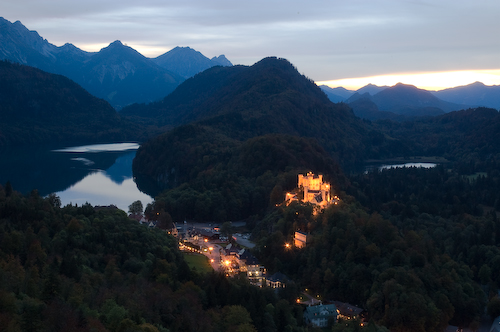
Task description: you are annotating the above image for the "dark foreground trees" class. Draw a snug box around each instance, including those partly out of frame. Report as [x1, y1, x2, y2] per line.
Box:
[0, 185, 304, 332]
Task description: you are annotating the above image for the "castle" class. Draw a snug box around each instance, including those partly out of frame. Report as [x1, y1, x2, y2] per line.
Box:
[285, 172, 337, 208]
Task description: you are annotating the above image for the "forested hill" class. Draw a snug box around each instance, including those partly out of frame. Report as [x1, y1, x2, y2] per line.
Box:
[375, 107, 500, 167]
[130, 58, 411, 222]
[0, 61, 136, 146]
[124, 57, 406, 165]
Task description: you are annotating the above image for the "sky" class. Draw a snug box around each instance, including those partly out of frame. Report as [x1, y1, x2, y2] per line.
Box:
[2, 0, 500, 90]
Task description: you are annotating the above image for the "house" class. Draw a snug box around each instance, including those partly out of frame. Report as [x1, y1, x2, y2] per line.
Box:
[304, 303, 338, 328]
[333, 301, 365, 321]
[244, 255, 266, 285]
[294, 231, 309, 248]
[167, 222, 179, 237]
[266, 272, 289, 288]
[225, 243, 243, 257]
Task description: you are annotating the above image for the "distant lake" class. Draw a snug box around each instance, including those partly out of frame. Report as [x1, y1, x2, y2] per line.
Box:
[0, 142, 153, 212]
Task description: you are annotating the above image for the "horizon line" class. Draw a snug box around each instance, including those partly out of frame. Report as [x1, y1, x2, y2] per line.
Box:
[316, 69, 500, 91]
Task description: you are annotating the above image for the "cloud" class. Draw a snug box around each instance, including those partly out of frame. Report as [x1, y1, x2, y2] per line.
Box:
[1, 0, 499, 83]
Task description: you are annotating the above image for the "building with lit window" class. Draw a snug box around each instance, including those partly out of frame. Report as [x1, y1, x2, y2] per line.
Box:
[285, 172, 338, 208]
[294, 231, 309, 248]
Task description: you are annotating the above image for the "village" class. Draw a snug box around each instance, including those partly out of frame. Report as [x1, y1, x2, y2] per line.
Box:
[132, 172, 366, 328]
[176, 221, 366, 328]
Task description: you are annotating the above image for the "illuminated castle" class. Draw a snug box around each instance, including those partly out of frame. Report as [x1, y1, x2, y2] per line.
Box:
[285, 172, 337, 208]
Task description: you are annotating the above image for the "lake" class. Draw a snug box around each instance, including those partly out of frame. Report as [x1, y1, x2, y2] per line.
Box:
[365, 162, 437, 173]
[0, 142, 153, 212]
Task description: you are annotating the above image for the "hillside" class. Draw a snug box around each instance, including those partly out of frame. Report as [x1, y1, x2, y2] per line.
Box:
[374, 107, 500, 165]
[133, 128, 348, 221]
[0, 61, 135, 146]
[125, 57, 406, 165]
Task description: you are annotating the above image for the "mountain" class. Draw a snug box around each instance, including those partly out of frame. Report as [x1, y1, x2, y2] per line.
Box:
[77, 40, 184, 108]
[131, 57, 384, 218]
[129, 57, 410, 199]
[372, 83, 462, 115]
[346, 93, 405, 121]
[153, 46, 232, 79]
[319, 85, 354, 103]
[346, 83, 468, 120]
[122, 57, 375, 160]
[0, 17, 231, 108]
[0, 61, 134, 145]
[433, 81, 500, 110]
[0, 17, 88, 72]
[211, 54, 232, 66]
[356, 83, 389, 96]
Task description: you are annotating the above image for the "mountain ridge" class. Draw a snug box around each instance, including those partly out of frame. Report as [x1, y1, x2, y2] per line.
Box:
[0, 17, 232, 108]
[433, 81, 500, 109]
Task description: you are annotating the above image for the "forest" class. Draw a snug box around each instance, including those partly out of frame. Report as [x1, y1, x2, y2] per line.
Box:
[0, 184, 316, 332]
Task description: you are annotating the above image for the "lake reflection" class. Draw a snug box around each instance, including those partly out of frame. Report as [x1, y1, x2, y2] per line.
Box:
[56, 169, 152, 212]
[0, 143, 152, 212]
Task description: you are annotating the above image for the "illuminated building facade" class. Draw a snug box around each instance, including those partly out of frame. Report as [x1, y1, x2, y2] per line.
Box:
[286, 172, 337, 208]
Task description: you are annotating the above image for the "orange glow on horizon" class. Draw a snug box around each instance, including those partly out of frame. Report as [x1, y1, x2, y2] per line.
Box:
[316, 69, 500, 91]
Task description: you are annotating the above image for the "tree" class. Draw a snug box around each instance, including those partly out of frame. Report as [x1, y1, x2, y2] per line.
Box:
[221, 305, 257, 332]
[478, 264, 492, 285]
[269, 184, 284, 206]
[156, 209, 173, 230]
[5, 181, 12, 197]
[221, 221, 234, 239]
[487, 296, 500, 319]
[47, 193, 61, 208]
[128, 200, 143, 215]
